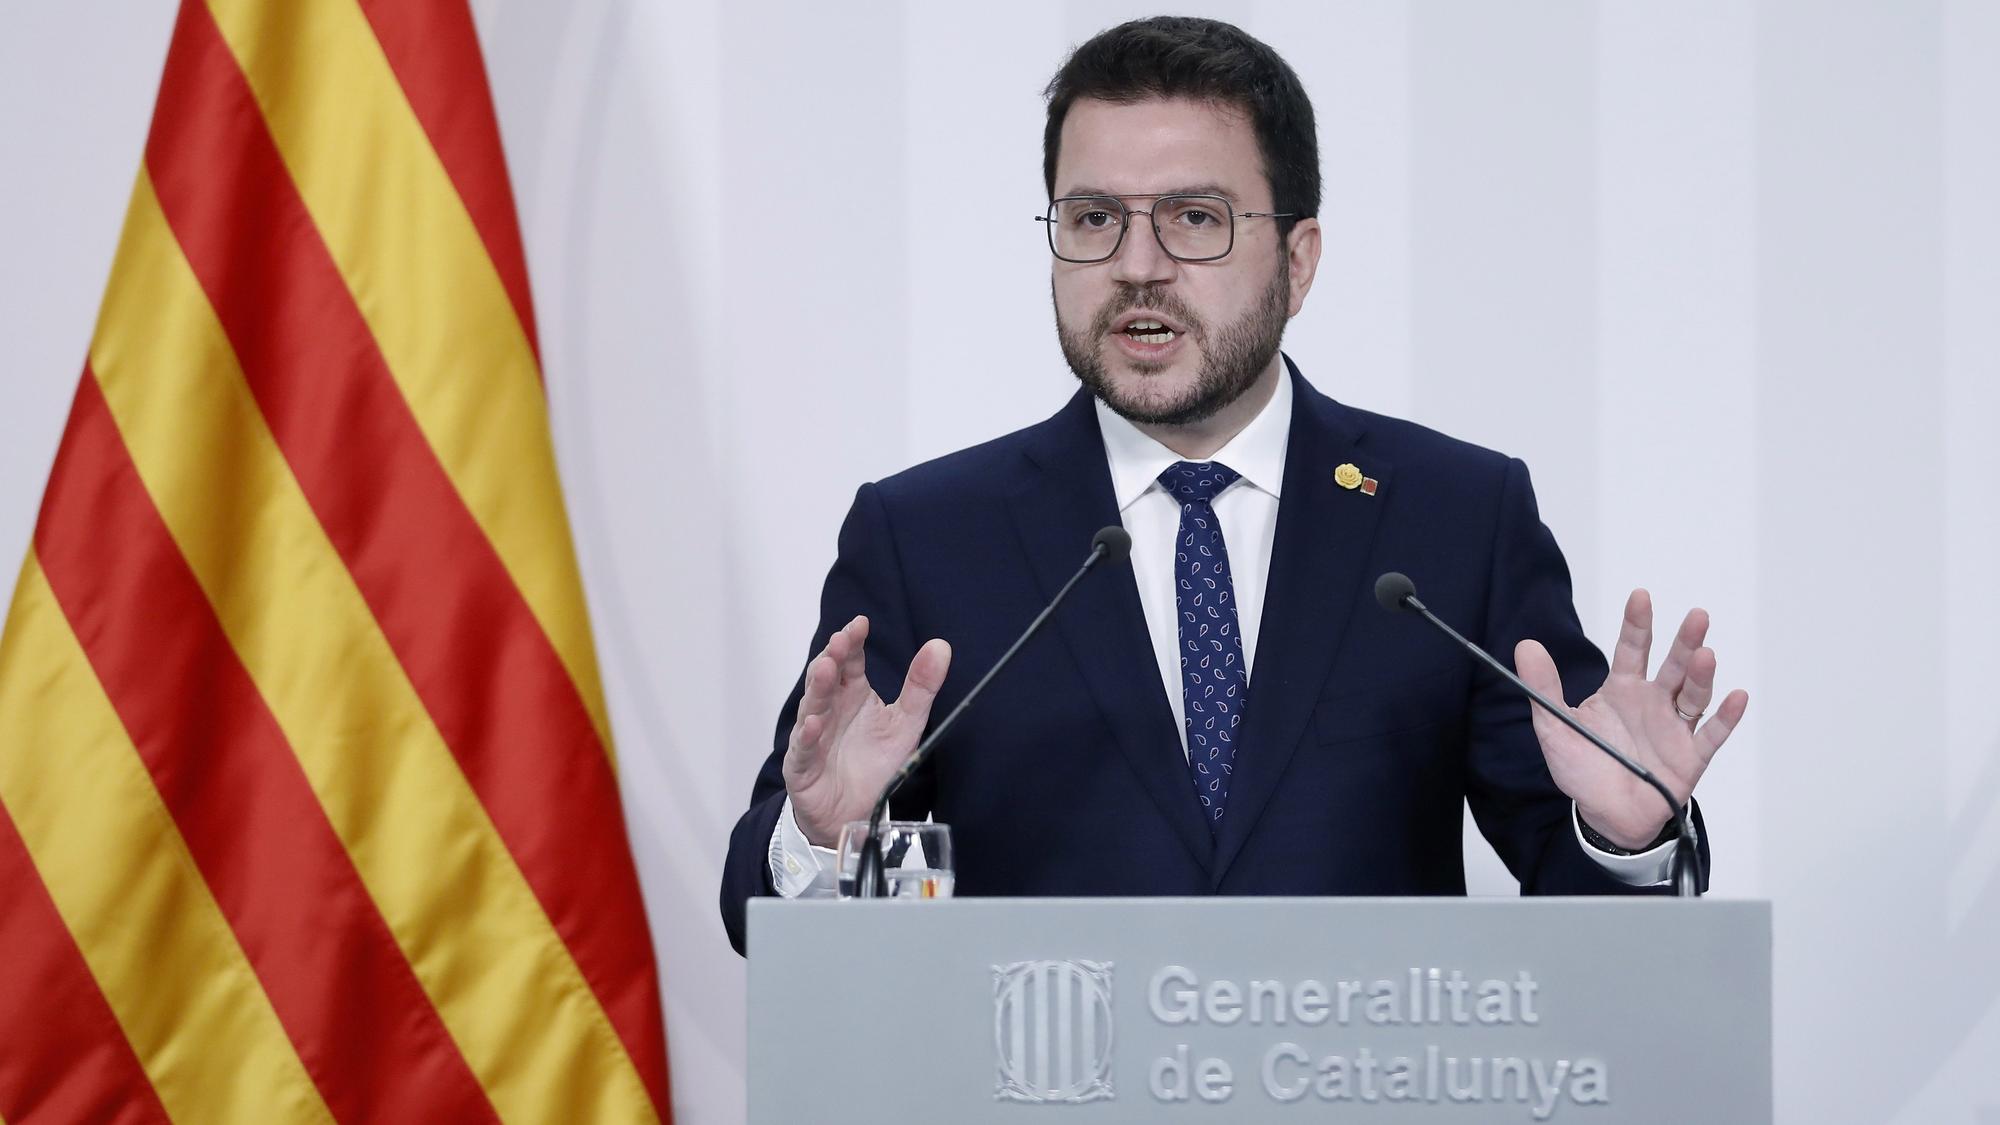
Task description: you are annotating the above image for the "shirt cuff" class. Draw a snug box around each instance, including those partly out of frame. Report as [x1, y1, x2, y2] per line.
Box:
[768, 795, 840, 899]
[1572, 803, 1677, 887]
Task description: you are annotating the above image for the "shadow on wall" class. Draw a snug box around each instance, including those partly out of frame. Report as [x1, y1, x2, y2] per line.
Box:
[476, 0, 751, 1106]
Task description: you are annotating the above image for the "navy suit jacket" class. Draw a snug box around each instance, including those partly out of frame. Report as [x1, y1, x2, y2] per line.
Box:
[721, 361, 1705, 954]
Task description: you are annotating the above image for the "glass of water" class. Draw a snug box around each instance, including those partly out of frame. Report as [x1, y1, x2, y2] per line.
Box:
[835, 820, 954, 899]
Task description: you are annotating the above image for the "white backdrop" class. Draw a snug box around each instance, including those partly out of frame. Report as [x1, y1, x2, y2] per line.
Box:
[3, 2, 1997, 1122]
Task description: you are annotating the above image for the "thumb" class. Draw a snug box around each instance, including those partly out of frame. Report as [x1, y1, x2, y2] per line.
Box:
[893, 638, 952, 720]
[1513, 639, 1570, 733]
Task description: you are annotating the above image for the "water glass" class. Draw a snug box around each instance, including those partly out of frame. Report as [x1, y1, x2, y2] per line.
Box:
[835, 820, 954, 899]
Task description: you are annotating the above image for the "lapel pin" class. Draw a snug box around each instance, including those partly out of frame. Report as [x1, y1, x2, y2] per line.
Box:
[1361, 477, 1379, 496]
[1334, 463, 1363, 491]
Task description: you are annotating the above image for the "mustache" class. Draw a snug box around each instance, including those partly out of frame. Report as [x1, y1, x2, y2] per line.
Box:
[1088, 286, 1206, 339]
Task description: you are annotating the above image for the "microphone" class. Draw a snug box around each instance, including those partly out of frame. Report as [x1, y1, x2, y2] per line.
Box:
[853, 526, 1133, 897]
[1373, 571, 1704, 897]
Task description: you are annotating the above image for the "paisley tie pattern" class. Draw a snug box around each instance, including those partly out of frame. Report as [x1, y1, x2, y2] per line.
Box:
[1158, 461, 1248, 832]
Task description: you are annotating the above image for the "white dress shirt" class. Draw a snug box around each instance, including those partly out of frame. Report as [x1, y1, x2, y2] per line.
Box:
[1100, 370, 1290, 753]
[770, 373, 1676, 896]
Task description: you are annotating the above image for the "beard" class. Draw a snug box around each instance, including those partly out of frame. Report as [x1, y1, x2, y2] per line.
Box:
[1055, 260, 1292, 427]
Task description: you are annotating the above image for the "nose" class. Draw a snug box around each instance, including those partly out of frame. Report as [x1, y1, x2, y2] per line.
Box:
[1107, 212, 1177, 287]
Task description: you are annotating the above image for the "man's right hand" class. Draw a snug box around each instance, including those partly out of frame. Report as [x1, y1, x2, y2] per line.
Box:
[781, 615, 952, 848]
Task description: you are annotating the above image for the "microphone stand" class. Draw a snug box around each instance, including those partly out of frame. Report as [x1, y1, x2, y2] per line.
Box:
[854, 528, 1131, 897]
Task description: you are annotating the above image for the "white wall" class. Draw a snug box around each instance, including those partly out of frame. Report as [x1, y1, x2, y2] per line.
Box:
[3, 2, 1996, 1122]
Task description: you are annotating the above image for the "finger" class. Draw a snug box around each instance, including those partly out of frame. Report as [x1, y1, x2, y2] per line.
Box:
[834, 615, 870, 685]
[817, 619, 881, 743]
[788, 711, 825, 758]
[1653, 607, 1710, 698]
[1673, 647, 1717, 724]
[819, 612, 863, 652]
[891, 638, 953, 721]
[815, 619, 858, 691]
[1513, 639, 1571, 743]
[797, 653, 836, 714]
[1610, 589, 1653, 678]
[1692, 687, 1750, 764]
[789, 656, 838, 744]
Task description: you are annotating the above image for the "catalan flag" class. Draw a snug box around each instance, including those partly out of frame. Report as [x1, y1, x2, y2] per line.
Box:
[0, 1, 670, 1121]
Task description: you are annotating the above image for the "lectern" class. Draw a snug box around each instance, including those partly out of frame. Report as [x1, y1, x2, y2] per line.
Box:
[749, 897, 1770, 1123]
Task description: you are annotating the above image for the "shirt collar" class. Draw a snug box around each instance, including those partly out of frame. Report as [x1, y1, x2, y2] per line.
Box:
[1093, 360, 1293, 513]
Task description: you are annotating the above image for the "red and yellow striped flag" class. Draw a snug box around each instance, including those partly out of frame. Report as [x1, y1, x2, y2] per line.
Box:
[0, 1, 671, 1121]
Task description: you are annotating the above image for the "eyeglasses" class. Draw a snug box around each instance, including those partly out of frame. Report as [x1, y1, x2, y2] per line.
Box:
[1036, 194, 1296, 264]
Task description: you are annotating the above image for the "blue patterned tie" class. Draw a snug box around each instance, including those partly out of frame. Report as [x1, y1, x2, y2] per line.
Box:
[1158, 461, 1248, 832]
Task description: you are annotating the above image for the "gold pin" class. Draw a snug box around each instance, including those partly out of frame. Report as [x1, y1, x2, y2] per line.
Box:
[1334, 463, 1363, 491]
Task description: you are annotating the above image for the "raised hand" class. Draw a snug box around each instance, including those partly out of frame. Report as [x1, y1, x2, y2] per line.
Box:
[1515, 590, 1749, 850]
[781, 615, 952, 848]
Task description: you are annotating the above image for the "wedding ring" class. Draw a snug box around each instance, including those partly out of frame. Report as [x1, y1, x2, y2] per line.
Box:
[1674, 701, 1703, 723]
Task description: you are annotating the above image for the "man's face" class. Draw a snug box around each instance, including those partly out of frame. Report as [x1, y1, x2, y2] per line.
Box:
[1050, 97, 1313, 426]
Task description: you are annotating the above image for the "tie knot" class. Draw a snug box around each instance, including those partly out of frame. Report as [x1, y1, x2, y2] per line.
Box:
[1158, 461, 1241, 504]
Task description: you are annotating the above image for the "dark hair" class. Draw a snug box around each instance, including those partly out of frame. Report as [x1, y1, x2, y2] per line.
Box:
[1042, 16, 1320, 238]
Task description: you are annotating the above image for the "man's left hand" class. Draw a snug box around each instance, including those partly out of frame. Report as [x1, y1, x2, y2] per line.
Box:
[1515, 589, 1750, 850]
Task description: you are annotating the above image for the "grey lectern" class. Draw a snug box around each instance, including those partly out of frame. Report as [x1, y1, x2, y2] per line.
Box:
[749, 897, 1769, 1123]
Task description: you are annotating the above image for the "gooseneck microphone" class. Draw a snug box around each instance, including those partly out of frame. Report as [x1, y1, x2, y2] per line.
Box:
[1373, 572, 1703, 897]
[854, 526, 1134, 897]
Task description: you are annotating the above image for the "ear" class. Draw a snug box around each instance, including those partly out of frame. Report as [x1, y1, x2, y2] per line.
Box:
[1282, 217, 1322, 317]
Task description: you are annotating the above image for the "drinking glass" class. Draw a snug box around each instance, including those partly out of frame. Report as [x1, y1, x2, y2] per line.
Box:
[835, 820, 954, 899]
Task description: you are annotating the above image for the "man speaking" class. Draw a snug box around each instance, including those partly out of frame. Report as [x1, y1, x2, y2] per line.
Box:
[720, 16, 1747, 954]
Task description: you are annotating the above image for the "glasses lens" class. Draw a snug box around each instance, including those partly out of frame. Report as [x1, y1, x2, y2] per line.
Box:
[1153, 196, 1234, 261]
[1049, 197, 1125, 261]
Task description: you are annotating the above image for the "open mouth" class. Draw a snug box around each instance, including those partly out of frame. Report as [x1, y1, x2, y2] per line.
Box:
[1110, 310, 1189, 352]
[1121, 318, 1177, 345]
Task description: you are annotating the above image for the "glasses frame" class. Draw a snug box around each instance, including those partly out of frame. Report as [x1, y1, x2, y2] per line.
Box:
[1036, 193, 1297, 264]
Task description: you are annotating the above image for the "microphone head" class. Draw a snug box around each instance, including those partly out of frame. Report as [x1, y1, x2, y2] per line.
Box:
[1374, 571, 1417, 613]
[1091, 526, 1133, 565]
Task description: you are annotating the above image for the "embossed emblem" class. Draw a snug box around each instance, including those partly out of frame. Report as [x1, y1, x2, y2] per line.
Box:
[1334, 463, 1363, 490]
[993, 960, 1115, 1103]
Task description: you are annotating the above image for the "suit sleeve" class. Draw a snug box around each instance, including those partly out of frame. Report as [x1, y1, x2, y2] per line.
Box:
[1462, 457, 1711, 895]
[718, 482, 928, 955]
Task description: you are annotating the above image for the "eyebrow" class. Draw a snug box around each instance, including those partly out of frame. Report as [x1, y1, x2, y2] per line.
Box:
[1061, 184, 1243, 203]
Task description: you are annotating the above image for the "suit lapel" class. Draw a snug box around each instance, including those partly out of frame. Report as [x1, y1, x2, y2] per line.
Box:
[1009, 391, 1216, 874]
[1212, 361, 1396, 884]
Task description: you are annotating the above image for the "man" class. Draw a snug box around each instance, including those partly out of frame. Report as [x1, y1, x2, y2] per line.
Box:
[720, 16, 1746, 955]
